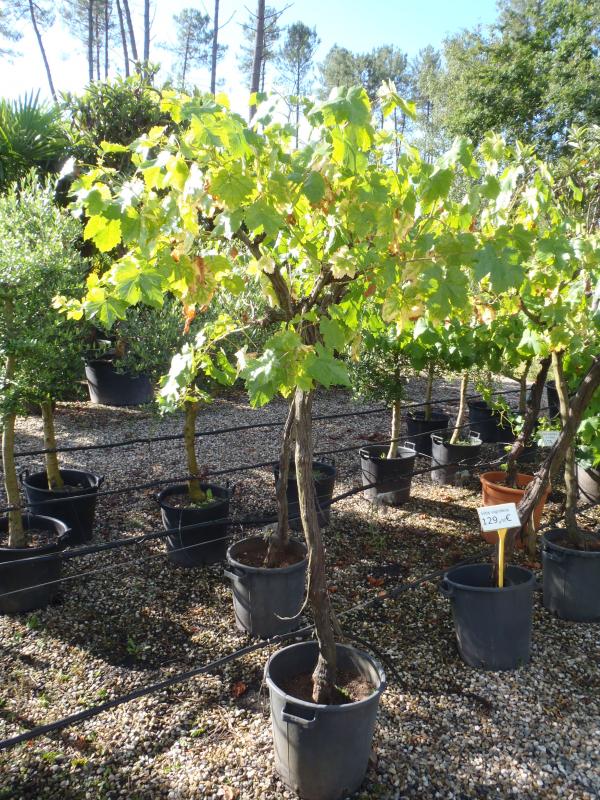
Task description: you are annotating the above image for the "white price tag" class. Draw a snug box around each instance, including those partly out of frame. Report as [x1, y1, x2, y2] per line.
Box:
[539, 430, 560, 447]
[477, 502, 521, 532]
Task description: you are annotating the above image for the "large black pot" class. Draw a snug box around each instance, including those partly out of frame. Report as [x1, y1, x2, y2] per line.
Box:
[0, 515, 70, 614]
[359, 443, 416, 505]
[405, 410, 449, 456]
[157, 482, 231, 567]
[265, 641, 386, 800]
[542, 529, 600, 621]
[440, 563, 536, 670]
[21, 468, 102, 545]
[468, 401, 515, 443]
[225, 536, 308, 638]
[85, 358, 153, 406]
[274, 460, 336, 531]
[430, 434, 482, 485]
[576, 462, 600, 504]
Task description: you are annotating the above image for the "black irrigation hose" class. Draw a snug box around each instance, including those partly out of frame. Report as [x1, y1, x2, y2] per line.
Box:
[0, 448, 509, 576]
[13, 388, 522, 459]
[0, 547, 493, 753]
[1, 399, 544, 517]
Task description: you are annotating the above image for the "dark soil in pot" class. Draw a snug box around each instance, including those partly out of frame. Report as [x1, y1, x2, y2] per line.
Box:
[430, 434, 482, 485]
[157, 482, 231, 567]
[359, 443, 416, 505]
[542, 528, 600, 621]
[0, 515, 70, 614]
[273, 460, 336, 531]
[225, 536, 307, 638]
[21, 468, 102, 545]
[405, 410, 449, 456]
[265, 641, 386, 800]
[85, 358, 153, 406]
[440, 563, 536, 671]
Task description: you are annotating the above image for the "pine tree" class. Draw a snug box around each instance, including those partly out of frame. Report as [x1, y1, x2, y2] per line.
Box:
[161, 8, 214, 91]
[239, 3, 282, 91]
[276, 21, 319, 145]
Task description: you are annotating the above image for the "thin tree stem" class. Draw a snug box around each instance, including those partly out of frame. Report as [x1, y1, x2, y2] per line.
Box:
[184, 402, 205, 503]
[552, 351, 579, 541]
[41, 401, 63, 491]
[449, 371, 469, 445]
[387, 398, 402, 459]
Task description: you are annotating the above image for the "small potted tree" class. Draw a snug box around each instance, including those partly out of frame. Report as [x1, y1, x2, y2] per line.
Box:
[351, 324, 417, 506]
[0, 177, 76, 612]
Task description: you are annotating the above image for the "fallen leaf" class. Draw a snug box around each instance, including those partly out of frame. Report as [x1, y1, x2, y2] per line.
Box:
[230, 681, 247, 699]
[367, 576, 385, 587]
[221, 787, 239, 800]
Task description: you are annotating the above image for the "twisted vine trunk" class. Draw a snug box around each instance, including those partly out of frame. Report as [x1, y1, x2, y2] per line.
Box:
[2, 298, 25, 547]
[552, 351, 579, 542]
[387, 398, 402, 459]
[184, 402, 205, 503]
[424, 364, 434, 422]
[517, 354, 600, 554]
[41, 400, 63, 491]
[264, 399, 295, 567]
[518, 359, 533, 416]
[505, 357, 550, 489]
[449, 371, 469, 445]
[294, 388, 337, 703]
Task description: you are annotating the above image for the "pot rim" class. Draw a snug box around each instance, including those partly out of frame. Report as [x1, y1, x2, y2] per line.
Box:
[543, 528, 600, 558]
[479, 470, 535, 490]
[227, 535, 307, 574]
[359, 444, 417, 461]
[265, 640, 386, 712]
[21, 468, 103, 494]
[407, 409, 450, 422]
[431, 434, 482, 448]
[444, 562, 536, 593]
[273, 460, 337, 478]
[157, 482, 231, 509]
[0, 513, 70, 554]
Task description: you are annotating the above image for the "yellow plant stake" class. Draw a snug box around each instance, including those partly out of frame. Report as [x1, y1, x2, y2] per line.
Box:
[497, 528, 507, 588]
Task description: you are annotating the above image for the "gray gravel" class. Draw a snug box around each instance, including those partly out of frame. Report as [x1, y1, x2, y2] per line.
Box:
[0, 381, 598, 800]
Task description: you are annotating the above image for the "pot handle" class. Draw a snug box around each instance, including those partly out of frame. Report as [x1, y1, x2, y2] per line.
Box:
[319, 455, 336, 467]
[403, 441, 417, 452]
[223, 566, 245, 582]
[439, 579, 453, 598]
[281, 702, 317, 729]
[19, 469, 29, 485]
[97, 475, 105, 488]
[543, 548, 565, 563]
[431, 434, 444, 445]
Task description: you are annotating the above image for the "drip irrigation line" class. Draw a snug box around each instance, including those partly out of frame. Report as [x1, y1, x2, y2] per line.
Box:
[1, 401, 547, 517]
[0, 547, 492, 753]
[0, 448, 509, 578]
[13, 388, 523, 459]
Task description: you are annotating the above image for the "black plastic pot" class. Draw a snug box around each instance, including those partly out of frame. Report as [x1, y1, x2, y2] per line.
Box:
[576, 462, 600, 504]
[542, 529, 600, 621]
[21, 469, 102, 545]
[274, 460, 336, 531]
[265, 641, 386, 800]
[224, 536, 308, 638]
[405, 410, 449, 456]
[546, 380, 560, 419]
[440, 563, 536, 670]
[359, 442, 416, 505]
[0, 515, 70, 614]
[467, 401, 514, 443]
[157, 483, 231, 567]
[85, 358, 153, 406]
[430, 434, 482, 485]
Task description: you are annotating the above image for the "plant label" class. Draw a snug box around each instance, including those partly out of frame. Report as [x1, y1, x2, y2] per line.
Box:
[477, 502, 521, 532]
[539, 430, 560, 447]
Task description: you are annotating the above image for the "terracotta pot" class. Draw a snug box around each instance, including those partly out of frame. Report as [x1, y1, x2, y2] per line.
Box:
[479, 471, 550, 545]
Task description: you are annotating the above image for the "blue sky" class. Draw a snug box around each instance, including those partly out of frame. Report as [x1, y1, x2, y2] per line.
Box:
[2, 0, 499, 107]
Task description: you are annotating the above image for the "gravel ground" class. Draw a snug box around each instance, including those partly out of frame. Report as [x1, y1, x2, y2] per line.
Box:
[0, 381, 599, 800]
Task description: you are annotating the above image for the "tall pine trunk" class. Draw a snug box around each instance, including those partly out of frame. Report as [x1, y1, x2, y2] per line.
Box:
[28, 0, 56, 100]
[87, 0, 94, 81]
[210, 0, 220, 95]
[41, 401, 64, 491]
[294, 388, 337, 703]
[122, 0, 138, 66]
[249, 0, 265, 119]
[143, 0, 150, 64]
[104, 0, 109, 79]
[116, 0, 130, 76]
